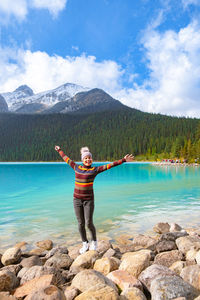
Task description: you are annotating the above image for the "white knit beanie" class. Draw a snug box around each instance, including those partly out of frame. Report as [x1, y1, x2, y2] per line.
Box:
[80, 147, 92, 161]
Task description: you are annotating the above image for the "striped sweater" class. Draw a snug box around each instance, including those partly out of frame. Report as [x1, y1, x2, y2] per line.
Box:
[57, 149, 126, 200]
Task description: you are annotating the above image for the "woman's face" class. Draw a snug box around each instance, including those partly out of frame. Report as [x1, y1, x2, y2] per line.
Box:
[83, 155, 93, 167]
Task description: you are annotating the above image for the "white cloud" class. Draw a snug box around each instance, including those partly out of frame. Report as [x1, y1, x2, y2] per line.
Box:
[0, 0, 27, 21]
[0, 21, 200, 117]
[0, 0, 67, 21]
[113, 21, 200, 118]
[0, 48, 123, 95]
[31, 0, 67, 17]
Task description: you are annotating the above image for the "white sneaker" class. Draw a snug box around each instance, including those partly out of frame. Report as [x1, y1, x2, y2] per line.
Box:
[89, 240, 98, 251]
[79, 242, 89, 254]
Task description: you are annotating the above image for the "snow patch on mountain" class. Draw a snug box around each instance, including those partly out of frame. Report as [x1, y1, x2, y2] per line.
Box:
[2, 83, 89, 111]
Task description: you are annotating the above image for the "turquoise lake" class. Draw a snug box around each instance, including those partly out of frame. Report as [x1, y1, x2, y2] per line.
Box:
[0, 162, 200, 250]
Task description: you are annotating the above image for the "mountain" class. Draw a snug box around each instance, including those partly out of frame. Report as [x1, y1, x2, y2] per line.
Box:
[2, 83, 89, 112]
[2, 85, 34, 111]
[42, 88, 128, 114]
[0, 95, 8, 112]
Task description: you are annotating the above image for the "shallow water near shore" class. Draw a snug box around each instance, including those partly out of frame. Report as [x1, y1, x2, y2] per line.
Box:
[0, 162, 200, 251]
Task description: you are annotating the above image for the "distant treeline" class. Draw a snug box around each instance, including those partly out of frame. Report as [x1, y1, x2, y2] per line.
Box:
[0, 108, 200, 162]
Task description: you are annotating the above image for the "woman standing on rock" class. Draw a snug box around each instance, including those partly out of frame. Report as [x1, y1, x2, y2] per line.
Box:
[55, 145, 134, 254]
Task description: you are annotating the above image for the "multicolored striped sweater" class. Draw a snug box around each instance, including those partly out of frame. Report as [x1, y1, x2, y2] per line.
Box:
[57, 149, 126, 200]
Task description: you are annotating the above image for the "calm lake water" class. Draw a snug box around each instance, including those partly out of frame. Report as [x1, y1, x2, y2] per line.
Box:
[0, 162, 200, 250]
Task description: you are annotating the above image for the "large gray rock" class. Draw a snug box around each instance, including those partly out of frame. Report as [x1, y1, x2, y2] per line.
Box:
[44, 253, 73, 269]
[159, 231, 188, 242]
[176, 236, 200, 254]
[45, 246, 68, 259]
[155, 240, 177, 253]
[131, 234, 158, 251]
[0, 270, 19, 292]
[24, 285, 66, 300]
[1, 264, 22, 276]
[1, 248, 21, 266]
[19, 265, 64, 285]
[180, 265, 200, 290]
[150, 275, 199, 300]
[154, 250, 184, 267]
[20, 256, 43, 268]
[72, 269, 118, 293]
[138, 264, 176, 291]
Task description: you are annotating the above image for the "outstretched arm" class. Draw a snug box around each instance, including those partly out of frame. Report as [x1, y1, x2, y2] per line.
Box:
[55, 145, 76, 170]
[96, 154, 134, 174]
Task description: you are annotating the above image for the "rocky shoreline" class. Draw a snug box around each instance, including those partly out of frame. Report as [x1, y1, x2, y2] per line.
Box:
[1, 223, 200, 299]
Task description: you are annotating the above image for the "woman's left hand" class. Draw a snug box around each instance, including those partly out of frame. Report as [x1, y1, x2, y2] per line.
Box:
[124, 154, 134, 162]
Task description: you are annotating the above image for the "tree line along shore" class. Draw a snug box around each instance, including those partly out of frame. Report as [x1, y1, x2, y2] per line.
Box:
[0, 110, 199, 162]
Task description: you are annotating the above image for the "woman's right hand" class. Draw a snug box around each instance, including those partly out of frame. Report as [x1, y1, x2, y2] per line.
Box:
[55, 145, 61, 151]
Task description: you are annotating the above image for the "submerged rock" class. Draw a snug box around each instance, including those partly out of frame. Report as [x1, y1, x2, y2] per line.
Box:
[36, 240, 53, 251]
[153, 222, 170, 234]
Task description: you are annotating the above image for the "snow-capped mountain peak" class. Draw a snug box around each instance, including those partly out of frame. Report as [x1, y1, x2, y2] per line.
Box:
[2, 83, 90, 111]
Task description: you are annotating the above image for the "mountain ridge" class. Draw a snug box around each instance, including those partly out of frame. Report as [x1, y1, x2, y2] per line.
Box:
[1, 82, 90, 113]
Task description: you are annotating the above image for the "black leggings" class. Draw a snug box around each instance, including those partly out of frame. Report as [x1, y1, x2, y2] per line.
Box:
[73, 198, 97, 242]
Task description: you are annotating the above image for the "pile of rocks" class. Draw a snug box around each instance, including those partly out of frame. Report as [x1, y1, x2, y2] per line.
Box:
[1, 223, 200, 299]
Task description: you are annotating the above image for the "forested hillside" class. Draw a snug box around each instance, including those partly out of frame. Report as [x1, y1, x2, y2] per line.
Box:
[0, 108, 199, 162]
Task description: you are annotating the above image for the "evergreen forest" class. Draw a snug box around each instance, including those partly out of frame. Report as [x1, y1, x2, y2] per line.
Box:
[0, 108, 200, 162]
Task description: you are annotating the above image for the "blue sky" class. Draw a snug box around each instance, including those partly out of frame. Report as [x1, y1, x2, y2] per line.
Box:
[0, 0, 200, 117]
